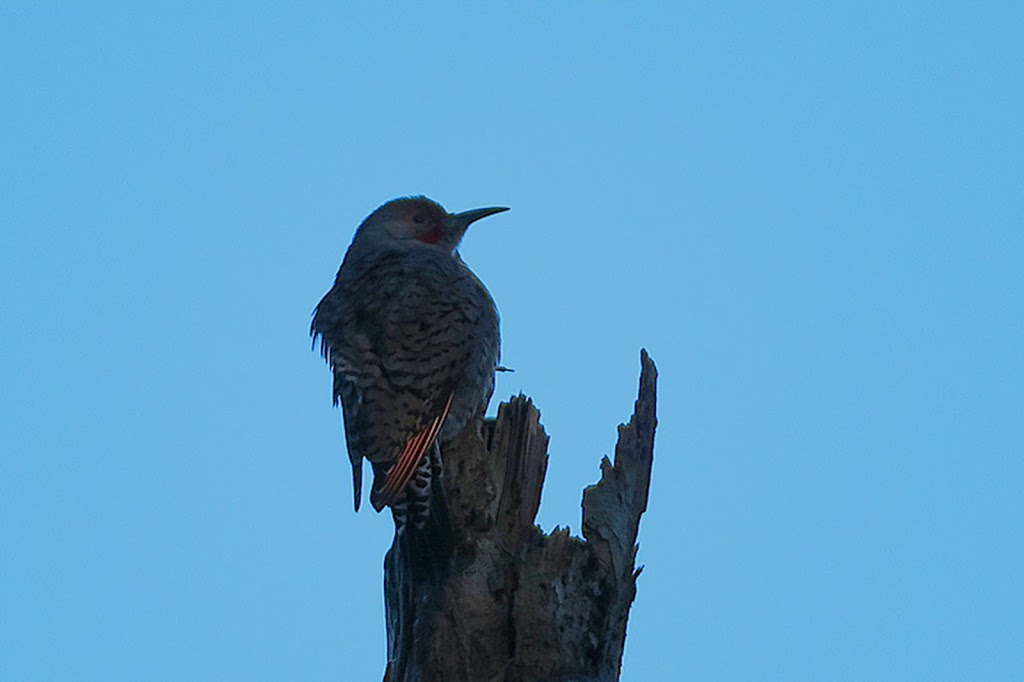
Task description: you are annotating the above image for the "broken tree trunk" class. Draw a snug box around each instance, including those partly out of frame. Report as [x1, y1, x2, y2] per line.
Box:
[383, 350, 657, 682]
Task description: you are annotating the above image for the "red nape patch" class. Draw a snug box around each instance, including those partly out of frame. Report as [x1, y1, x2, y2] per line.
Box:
[415, 226, 443, 244]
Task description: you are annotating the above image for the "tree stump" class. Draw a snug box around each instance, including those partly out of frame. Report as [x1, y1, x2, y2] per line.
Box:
[383, 350, 657, 682]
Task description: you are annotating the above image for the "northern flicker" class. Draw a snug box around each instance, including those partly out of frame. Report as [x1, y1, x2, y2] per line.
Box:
[311, 196, 504, 538]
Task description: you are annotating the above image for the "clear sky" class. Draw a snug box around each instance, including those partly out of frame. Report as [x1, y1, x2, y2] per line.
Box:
[2, 3, 1021, 680]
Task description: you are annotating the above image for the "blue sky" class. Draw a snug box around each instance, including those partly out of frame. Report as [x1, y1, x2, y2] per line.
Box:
[2, 3, 1021, 680]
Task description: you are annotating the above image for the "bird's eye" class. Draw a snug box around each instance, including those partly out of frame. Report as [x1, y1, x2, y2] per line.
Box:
[413, 215, 426, 224]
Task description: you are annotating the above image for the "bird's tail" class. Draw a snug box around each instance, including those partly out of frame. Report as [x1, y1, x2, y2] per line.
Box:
[382, 447, 452, 681]
[390, 440, 453, 584]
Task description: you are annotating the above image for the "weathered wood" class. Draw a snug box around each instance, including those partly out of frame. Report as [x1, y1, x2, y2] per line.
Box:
[383, 350, 657, 682]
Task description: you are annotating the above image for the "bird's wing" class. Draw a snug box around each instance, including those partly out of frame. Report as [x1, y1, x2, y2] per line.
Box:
[370, 391, 454, 512]
[333, 369, 365, 511]
[312, 260, 376, 512]
[362, 262, 476, 506]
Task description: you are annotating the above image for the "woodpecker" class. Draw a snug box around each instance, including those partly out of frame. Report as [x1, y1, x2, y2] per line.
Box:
[311, 196, 504, 538]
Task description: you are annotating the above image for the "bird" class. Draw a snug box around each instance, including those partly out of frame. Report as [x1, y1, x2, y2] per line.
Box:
[311, 196, 504, 546]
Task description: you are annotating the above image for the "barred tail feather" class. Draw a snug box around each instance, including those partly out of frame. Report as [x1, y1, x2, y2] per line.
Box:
[391, 441, 452, 583]
[350, 456, 362, 512]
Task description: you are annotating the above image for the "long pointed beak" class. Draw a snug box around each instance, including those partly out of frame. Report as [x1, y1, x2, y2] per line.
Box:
[446, 206, 509, 243]
[449, 206, 510, 227]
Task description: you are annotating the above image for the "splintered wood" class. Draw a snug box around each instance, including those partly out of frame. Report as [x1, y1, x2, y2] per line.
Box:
[383, 350, 658, 682]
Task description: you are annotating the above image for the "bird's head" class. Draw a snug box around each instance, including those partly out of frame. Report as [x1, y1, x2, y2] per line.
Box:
[353, 196, 508, 253]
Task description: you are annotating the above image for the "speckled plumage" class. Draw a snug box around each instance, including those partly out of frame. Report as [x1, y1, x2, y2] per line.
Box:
[311, 197, 502, 530]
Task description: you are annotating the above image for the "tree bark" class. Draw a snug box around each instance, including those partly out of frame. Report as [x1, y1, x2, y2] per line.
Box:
[383, 350, 657, 682]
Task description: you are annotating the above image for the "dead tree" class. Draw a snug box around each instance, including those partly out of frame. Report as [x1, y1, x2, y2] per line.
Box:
[382, 350, 657, 682]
